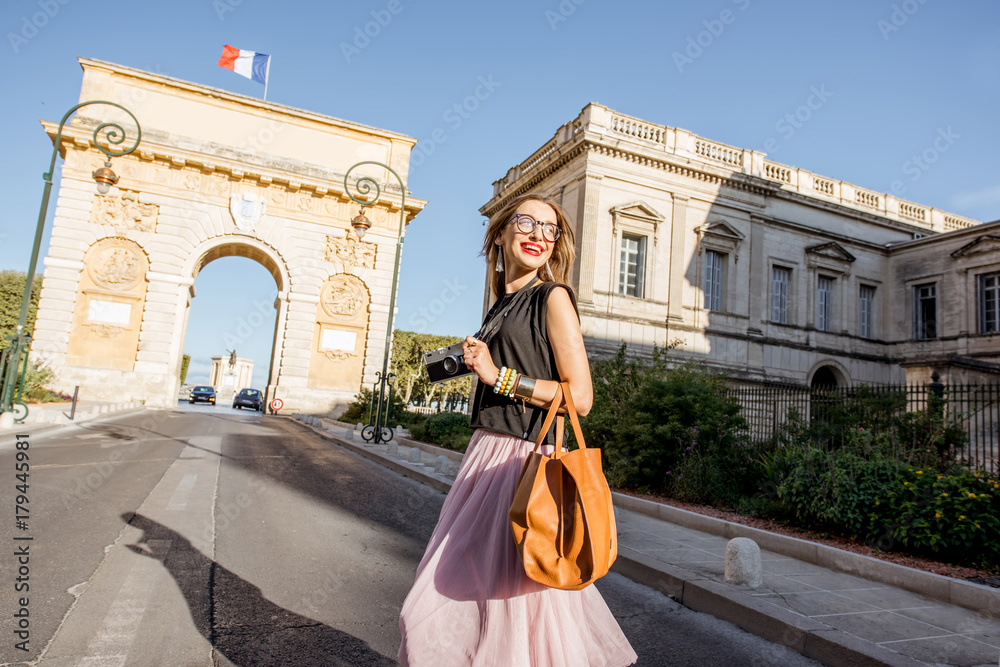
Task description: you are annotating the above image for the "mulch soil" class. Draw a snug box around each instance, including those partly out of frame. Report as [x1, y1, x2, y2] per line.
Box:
[613, 488, 999, 587]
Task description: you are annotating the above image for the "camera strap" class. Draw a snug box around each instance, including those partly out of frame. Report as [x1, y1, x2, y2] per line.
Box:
[474, 275, 540, 344]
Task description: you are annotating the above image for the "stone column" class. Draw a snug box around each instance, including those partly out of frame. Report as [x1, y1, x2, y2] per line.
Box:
[575, 173, 603, 304]
[667, 195, 689, 323]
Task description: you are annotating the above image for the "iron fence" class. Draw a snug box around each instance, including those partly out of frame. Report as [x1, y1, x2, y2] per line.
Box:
[728, 382, 999, 476]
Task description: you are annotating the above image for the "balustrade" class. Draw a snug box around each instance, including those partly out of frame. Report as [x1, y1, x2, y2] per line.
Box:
[898, 203, 927, 221]
[694, 140, 743, 167]
[855, 189, 880, 209]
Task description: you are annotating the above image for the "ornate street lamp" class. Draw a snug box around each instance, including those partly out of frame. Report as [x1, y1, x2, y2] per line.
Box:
[343, 161, 408, 444]
[0, 101, 141, 423]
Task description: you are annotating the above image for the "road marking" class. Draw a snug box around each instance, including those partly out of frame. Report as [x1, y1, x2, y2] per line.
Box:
[77, 539, 172, 665]
[165, 474, 198, 510]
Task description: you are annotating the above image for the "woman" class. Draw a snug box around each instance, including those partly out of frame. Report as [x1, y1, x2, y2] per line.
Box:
[397, 194, 637, 666]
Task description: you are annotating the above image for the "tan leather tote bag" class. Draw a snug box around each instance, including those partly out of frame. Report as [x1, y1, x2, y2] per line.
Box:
[509, 382, 618, 590]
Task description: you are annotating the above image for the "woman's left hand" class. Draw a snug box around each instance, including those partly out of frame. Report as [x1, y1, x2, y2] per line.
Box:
[462, 336, 498, 386]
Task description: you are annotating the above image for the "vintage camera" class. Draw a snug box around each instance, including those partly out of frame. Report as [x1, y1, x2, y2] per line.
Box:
[423, 342, 473, 384]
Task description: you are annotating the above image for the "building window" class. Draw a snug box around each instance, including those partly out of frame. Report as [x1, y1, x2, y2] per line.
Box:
[771, 266, 790, 324]
[980, 273, 999, 333]
[859, 285, 875, 339]
[618, 233, 646, 298]
[703, 250, 724, 311]
[817, 276, 833, 331]
[914, 283, 937, 340]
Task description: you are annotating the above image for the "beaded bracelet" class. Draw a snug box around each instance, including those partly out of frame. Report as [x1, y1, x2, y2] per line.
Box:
[493, 366, 508, 394]
[501, 368, 515, 395]
[503, 371, 519, 397]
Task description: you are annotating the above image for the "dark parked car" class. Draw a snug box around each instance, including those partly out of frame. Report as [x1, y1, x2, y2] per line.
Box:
[189, 385, 216, 404]
[233, 388, 263, 411]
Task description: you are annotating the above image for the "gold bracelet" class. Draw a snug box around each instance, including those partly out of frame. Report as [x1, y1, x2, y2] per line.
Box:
[512, 375, 536, 401]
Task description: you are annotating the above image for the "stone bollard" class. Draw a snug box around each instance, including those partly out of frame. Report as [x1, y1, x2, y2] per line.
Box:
[386, 441, 398, 457]
[434, 455, 450, 474]
[725, 537, 762, 588]
[409, 448, 423, 464]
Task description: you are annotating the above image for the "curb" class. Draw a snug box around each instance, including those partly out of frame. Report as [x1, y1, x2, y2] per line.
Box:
[611, 493, 1000, 619]
[286, 416, 956, 667]
[0, 405, 148, 440]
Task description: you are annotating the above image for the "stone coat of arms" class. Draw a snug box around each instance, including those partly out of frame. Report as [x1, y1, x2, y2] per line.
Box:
[230, 191, 267, 233]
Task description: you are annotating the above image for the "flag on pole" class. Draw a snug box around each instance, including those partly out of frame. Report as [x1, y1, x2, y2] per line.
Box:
[217, 45, 270, 86]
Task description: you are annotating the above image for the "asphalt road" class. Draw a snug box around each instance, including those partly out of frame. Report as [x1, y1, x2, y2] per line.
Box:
[0, 405, 818, 666]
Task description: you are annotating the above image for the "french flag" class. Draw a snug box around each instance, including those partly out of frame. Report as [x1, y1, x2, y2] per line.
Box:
[217, 45, 270, 85]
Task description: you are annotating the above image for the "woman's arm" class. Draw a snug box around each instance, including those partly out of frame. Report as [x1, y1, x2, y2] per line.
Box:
[462, 286, 593, 416]
[522, 285, 593, 416]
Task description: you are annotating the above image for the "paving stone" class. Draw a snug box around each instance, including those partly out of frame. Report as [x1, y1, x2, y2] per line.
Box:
[894, 605, 1000, 635]
[757, 590, 883, 617]
[883, 633, 999, 666]
[782, 571, 891, 591]
[753, 574, 826, 595]
[815, 610, 954, 643]
[649, 547, 724, 564]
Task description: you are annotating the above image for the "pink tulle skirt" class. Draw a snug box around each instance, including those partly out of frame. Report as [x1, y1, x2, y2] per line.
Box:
[398, 429, 638, 667]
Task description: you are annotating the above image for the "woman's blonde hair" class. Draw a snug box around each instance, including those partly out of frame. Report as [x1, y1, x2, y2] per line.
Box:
[482, 193, 577, 299]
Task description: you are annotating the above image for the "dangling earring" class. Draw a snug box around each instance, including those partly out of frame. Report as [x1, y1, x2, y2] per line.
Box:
[495, 247, 504, 273]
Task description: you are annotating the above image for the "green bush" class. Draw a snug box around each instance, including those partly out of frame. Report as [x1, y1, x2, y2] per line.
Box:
[408, 411, 473, 452]
[338, 387, 414, 426]
[768, 443, 904, 536]
[584, 345, 753, 502]
[869, 468, 1000, 568]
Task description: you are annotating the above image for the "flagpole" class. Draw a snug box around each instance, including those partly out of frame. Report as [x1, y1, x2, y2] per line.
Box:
[263, 56, 271, 101]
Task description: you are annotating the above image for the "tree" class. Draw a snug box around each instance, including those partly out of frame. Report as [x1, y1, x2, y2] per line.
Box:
[0, 271, 43, 350]
[180, 354, 191, 385]
[388, 330, 423, 404]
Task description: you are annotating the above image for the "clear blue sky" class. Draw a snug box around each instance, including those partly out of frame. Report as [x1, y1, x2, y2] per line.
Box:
[2, 0, 998, 389]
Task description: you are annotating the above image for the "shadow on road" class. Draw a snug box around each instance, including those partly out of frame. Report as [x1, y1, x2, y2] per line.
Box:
[123, 512, 395, 667]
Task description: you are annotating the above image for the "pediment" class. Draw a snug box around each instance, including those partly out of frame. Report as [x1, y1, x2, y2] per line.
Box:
[609, 201, 665, 223]
[697, 219, 745, 241]
[951, 235, 1000, 258]
[806, 242, 856, 263]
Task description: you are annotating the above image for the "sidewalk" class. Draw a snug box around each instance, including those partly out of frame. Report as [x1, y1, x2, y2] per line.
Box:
[0, 399, 145, 435]
[291, 413, 1000, 667]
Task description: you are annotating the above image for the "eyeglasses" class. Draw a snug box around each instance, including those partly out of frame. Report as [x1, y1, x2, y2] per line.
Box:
[508, 213, 562, 243]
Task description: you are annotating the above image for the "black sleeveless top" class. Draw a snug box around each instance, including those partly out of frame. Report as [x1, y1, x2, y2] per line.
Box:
[470, 281, 578, 444]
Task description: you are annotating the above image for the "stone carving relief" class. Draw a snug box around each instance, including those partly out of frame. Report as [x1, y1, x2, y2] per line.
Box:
[323, 349, 356, 362]
[321, 274, 368, 318]
[88, 241, 144, 291]
[325, 235, 376, 272]
[90, 190, 159, 235]
[88, 323, 124, 338]
[229, 191, 268, 233]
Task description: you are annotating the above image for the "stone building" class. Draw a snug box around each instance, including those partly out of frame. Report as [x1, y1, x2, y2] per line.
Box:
[29, 58, 425, 411]
[480, 103, 999, 387]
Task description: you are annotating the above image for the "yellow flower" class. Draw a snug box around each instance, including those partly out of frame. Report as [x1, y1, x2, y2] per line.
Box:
[941, 493, 949, 497]
[875, 500, 880, 505]
[937, 475, 943, 480]
[903, 481, 909, 486]
[935, 512, 941, 518]
[959, 515, 966, 520]
[968, 493, 977, 499]
[917, 470, 923, 475]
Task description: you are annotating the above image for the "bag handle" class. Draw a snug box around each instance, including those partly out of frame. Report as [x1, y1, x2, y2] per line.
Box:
[532, 381, 588, 458]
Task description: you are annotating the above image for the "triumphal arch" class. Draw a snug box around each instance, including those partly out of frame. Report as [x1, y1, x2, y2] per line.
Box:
[30, 58, 424, 412]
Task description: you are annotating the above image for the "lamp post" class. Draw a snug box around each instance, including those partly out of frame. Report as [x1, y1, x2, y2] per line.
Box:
[343, 161, 408, 444]
[0, 101, 141, 422]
